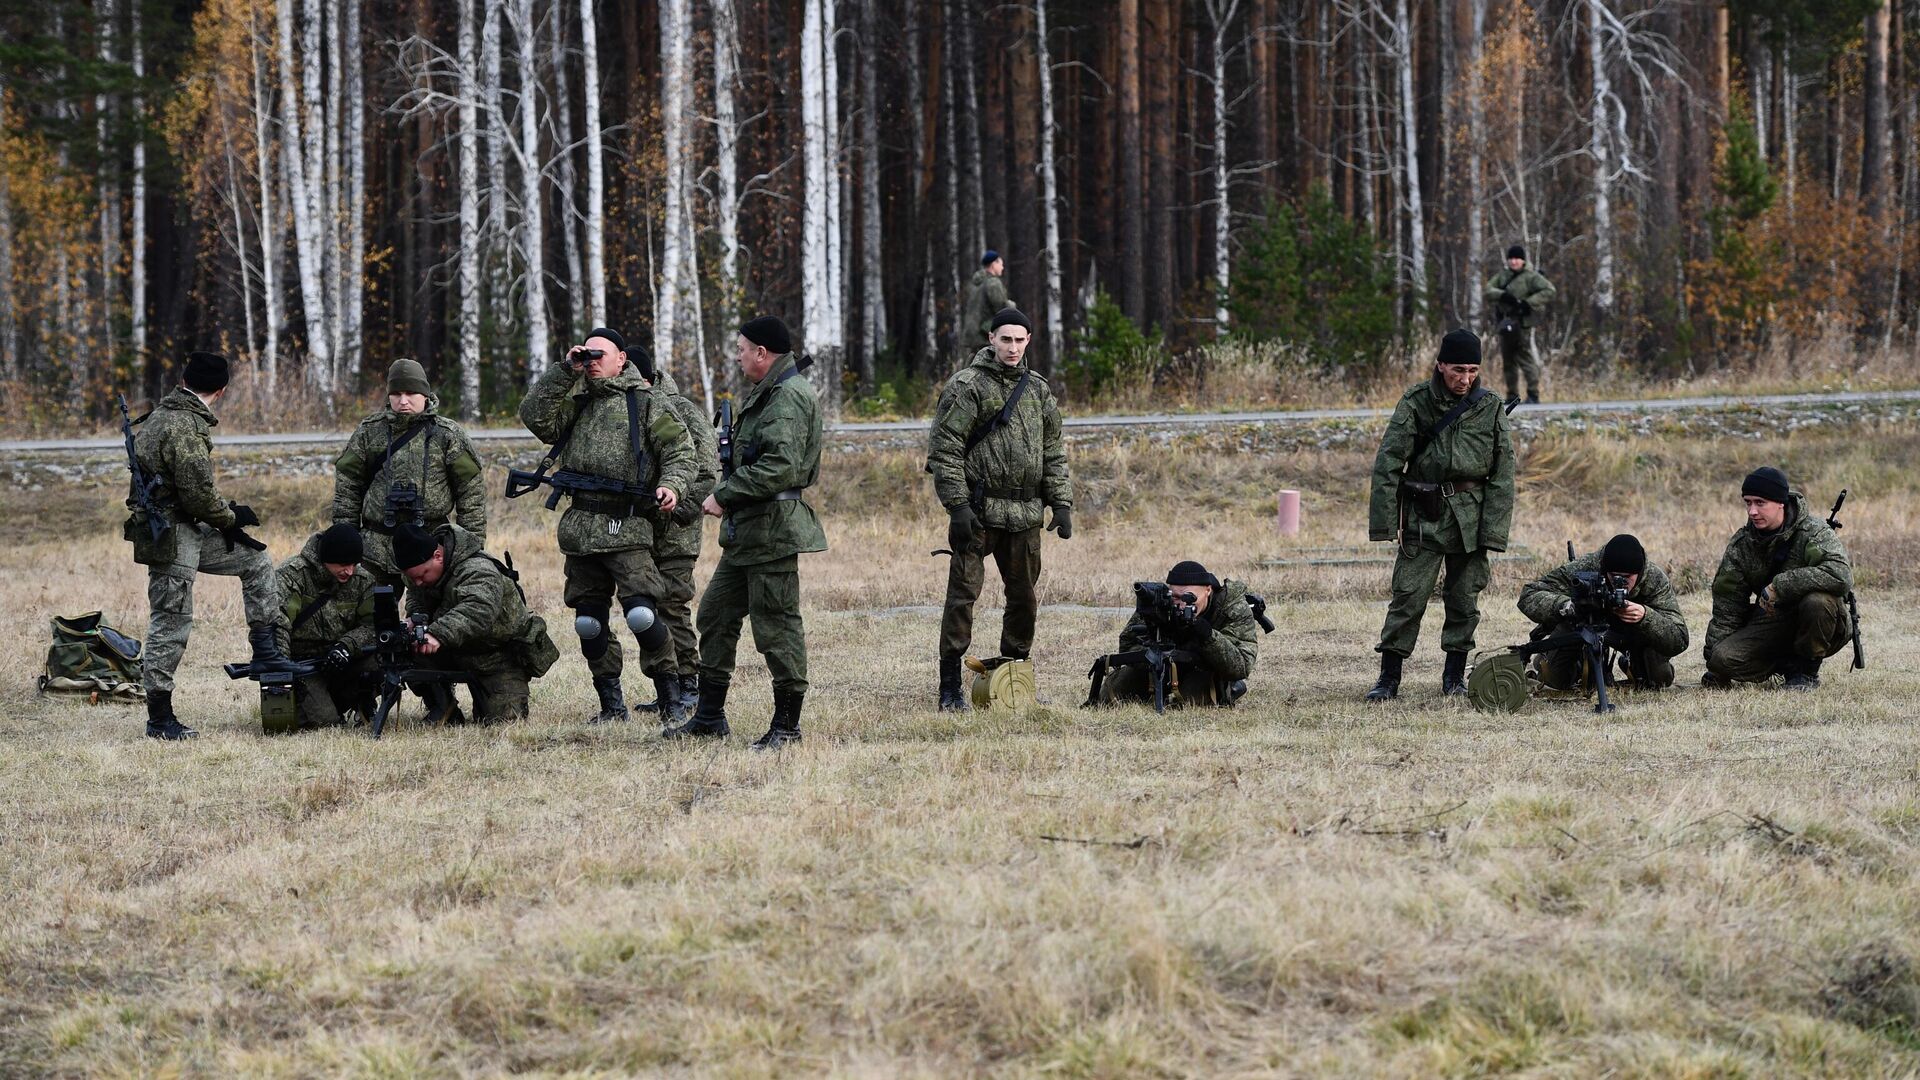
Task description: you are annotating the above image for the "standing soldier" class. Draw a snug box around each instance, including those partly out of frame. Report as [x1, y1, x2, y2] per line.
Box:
[1483, 244, 1556, 405]
[959, 249, 1013, 351]
[123, 351, 289, 740]
[1364, 329, 1516, 702]
[926, 308, 1073, 711]
[665, 316, 827, 749]
[518, 327, 699, 725]
[332, 358, 488, 590]
[277, 523, 379, 729]
[634, 364, 719, 721]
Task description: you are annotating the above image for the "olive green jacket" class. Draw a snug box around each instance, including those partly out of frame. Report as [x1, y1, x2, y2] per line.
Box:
[1483, 264, 1556, 329]
[1705, 492, 1853, 656]
[1367, 372, 1516, 553]
[927, 348, 1072, 533]
[961, 269, 1012, 343]
[651, 371, 718, 563]
[712, 353, 828, 565]
[1518, 552, 1689, 658]
[125, 387, 237, 565]
[276, 532, 378, 659]
[405, 523, 555, 675]
[1118, 578, 1260, 682]
[332, 398, 487, 542]
[518, 360, 698, 556]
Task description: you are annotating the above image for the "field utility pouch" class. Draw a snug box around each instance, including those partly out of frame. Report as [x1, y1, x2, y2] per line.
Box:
[40, 611, 145, 701]
[1402, 480, 1446, 522]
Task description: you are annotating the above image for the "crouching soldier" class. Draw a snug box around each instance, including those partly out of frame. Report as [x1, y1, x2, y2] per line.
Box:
[1703, 467, 1853, 691]
[391, 522, 559, 722]
[1517, 534, 1687, 691]
[1092, 561, 1265, 707]
[277, 523, 378, 729]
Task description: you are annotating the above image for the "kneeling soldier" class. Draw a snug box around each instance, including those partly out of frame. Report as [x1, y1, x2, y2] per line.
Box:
[518, 327, 698, 724]
[1517, 534, 1687, 691]
[1703, 466, 1853, 691]
[1095, 561, 1262, 707]
[277, 523, 378, 729]
[392, 523, 557, 723]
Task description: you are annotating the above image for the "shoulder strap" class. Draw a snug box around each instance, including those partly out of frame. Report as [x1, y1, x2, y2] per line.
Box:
[365, 422, 428, 480]
[624, 388, 649, 479]
[289, 583, 338, 634]
[963, 368, 1033, 458]
[482, 551, 527, 603]
[1409, 386, 1489, 468]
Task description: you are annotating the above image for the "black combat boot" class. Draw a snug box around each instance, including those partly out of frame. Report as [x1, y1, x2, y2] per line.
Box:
[247, 622, 294, 674]
[938, 653, 969, 711]
[1525, 392, 1541, 405]
[1442, 651, 1470, 696]
[1783, 656, 1823, 692]
[589, 675, 629, 724]
[677, 672, 700, 715]
[145, 689, 198, 740]
[633, 672, 688, 716]
[663, 682, 730, 739]
[647, 672, 689, 725]
[753, 689, 804, 751]
[1364, 652, 1403, 702]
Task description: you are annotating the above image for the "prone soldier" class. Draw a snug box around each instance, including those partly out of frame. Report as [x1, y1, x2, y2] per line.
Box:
[1090, 561, 1266, 708]
[1517, 534, 1688, 691]
[276, 523, 379, 729]
[634, 365, 719, 721]
[391, 522, 558, 722]
[123, 351, 289, 740]
[1703, 467, 1854, 691]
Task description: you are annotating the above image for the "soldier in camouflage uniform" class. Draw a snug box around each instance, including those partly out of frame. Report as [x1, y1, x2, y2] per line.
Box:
[393, 522, 559, 722]
[1517, 534, 1688, 691]
[332, 358, 488, 590]
[959, 250, 1013, 350]
[1703, 466, 1854, 691]
[519, 327, 698, 724]
[276, 523, 379, 729]
[123, 351, 289, 740]
[633, 367, 718, 720]
[1483, 244, 1556, 405]
[1365, 329, 1516, 701]
[1096, 561, 1261, 707]
[926, 308, 1073, 710]
[665, 316, 827, 749]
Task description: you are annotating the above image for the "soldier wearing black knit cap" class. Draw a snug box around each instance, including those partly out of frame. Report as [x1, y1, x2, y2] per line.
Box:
[1517, 533, 1690, 691]
[1093, 560, 1265, 708]
[274, 523, 382, 729]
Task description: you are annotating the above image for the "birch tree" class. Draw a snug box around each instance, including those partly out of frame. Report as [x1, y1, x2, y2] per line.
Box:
[1391, 0, 1426, 305]
[514, 0, 550, 378]
[713, 0, 740, 298]
[1587, 0, 1615, 330]
[279, 0, 334, 385]
[482, 0, 510, 354]
[801, 0, 845, 413]
[343, 0, 366, 377]
[578, 0, 606, 325]
[97, 0, 118, 349]
[131, 0, 148, 363]
[656, 0, 693, 371]
[1036, 0, 1065, 351]
[858, 0, 885, 388]
[458, 0, 482, 416]
[248, 5, 281, 385]
[1202, 0, 1239, 333]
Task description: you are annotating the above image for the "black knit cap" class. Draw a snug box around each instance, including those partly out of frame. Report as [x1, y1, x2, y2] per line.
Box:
[1742, 466, 1790, 505]
[1507, 244, 1526, 261]
[1166, 560, 1219, 588]
[183, 351, 230, 393]
[317, 523, 365, 566]
[982, 249, 1001, 266]
[391, 523, 441, 571]
[1600, 534, 1646, 576]
[589, 326, 654, 379]
[1437, 328, 1482, 367]
[585, 326, 625, 353]
[740, 315, 792, 355]
[990, 308, 1032, 333]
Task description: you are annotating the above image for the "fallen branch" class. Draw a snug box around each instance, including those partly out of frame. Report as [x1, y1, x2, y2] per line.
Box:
[1034, 833, 1150, 849]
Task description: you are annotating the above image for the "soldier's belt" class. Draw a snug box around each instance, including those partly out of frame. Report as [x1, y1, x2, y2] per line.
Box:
[731, 489, 805, 517]
[1440, 479, 1484, 496]
[980, 485, 1041, 501]
[570, 494, 657, 517]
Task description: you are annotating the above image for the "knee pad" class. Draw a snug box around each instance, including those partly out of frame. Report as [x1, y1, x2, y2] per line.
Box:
[574, 603, 612, 660]
[621, 594, 669, 651]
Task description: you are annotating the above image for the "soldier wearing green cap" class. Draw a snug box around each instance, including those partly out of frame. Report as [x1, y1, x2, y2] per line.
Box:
[332, 358, 489, 591]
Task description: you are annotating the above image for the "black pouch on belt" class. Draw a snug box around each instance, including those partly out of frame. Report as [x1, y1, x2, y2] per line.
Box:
[1402, 481, 1446, 522]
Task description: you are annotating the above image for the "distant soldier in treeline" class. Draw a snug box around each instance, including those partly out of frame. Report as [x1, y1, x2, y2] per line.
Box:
[959, 249, 1013, 351]
[1484, 245, 1556, 406]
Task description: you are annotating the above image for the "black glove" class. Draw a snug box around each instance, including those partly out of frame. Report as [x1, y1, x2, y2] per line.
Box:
[324, 641, 356, 671]
[1046, 505, 1073, 540]
[1500, 289, 1518, 306]
[220, 525, 268, 553]
[1515, 298, 1533, 316]
[947, 504, 980, 553]
[229, 503, 261, 529]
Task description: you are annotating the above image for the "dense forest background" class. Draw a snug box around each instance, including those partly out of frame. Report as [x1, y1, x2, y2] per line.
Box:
[0, 0, 1912, 426]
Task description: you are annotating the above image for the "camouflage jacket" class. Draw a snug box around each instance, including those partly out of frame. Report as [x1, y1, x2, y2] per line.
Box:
[125, 387, 237, 566]
[1705, 492, 1853, 656]
[1518, 551, 1689, 658]
[518, 359, 698, 556]
[1118, 578, 1260, 684]
[651, 371, 718, 563]
[960, 269, 1012, 342]
[927, 348, 1072, 533]
[405, 524, 548, 662]
[332, 398, 487, 542]
[1483, 264, 1556, 328]
[712, 353, 829, 565]
[1367, 372, 1516, 553]
[276, 532, 378, 659]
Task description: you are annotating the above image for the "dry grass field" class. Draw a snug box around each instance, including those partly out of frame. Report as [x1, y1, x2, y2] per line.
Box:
[3, 405, 1919, 1077]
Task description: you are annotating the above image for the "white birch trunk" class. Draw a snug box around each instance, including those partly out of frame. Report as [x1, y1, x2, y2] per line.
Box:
[483, 0, 509, 339]
[282, 0, 334, 385]
[1393, 0, 1427, 302]
[97, 0, 118, 347]
[459, 0, 482, 416]
[941, 0, 962, 308]
[713, 0, 740, 293]
[1356, 40, 1375, 231]
[548, 0, 583, 335]
[249, 7, 280, 387]
[131, 0, 147, 363]
[1205, 0, 1234, 333]
[1588, 0, 1615, 328]
[1783, 44, 1796, 217]
[344, 0, 365, 378]
[826, 0, 844, 345]
[801, 0, 844, 412]
[1465, 0, 1484, 321]
[655, 0, 690, 369]
[957, 0, 985, 261]
[858, 0, 885, 386]
[1038, 0, 1067, 349]
[516, 0, 550, 379]
[323, 0, 344, 374]
[579, 0, 607, 325]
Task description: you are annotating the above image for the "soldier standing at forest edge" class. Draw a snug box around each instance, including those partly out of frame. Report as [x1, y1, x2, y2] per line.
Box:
[332, 358, 488, 590]
[1364, 328, 1516, 701]
[124, 350, 290, 740]
[633, 360, 719, 721]
[664, 316, 827, 749]
[960, 249, 1013, 348]
[927, 307, 1073, 711]
[1483, 244, 1556, 405]
[519, 327, 699, 725]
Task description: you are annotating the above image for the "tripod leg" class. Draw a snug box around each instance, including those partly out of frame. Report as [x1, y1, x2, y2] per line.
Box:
[370, 684, 402, 739]
[1590, 641, 1615, 714]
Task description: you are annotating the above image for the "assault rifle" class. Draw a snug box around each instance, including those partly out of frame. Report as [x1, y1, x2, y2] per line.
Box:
[1825, 490, 1867, 671]
[366, 585, 467, 738]
[716, 395, 736, 541]
[119, 393, 168, 542]
[503, 466, 659, 517]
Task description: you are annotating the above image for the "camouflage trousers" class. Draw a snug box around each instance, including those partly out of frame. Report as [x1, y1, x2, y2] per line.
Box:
[1376, 544, 1491, 658]
[697, 553, 807, 694]
[1498, 327, 1541, 399]
[1098, 660, 1225, 708]
[412, 649, 531, 723]
[1705, 593, 1853, 683]
[562, 548, 673, 680]
[940, 526, 1043, 660]
[1532, 623, 1677, 691]
[655, 555, 700, 677]
[142, 522, 283, 694]
[292, 656, 377, 729]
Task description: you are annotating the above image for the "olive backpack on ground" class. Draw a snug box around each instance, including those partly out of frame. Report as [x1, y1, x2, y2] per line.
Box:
[40, 612, 145, 701]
